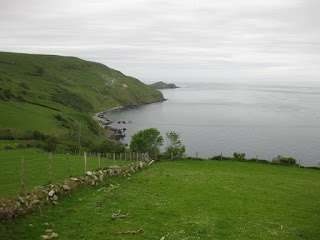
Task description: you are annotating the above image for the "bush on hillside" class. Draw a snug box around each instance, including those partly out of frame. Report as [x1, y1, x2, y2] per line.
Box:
[272, 156, 296, 165]
[164, 131, 185, 159]
[130, 128, 163, 158]
[210, 155, 233, 161]
[98, 139, 125, 153]
[23, 130, 47, 141]
[0, 128, 23, 140]
[43, 136, 59, 152]
[233, 152, 246, 161]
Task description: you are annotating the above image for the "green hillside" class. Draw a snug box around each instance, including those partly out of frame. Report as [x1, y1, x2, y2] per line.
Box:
[0, 52, 164, 142]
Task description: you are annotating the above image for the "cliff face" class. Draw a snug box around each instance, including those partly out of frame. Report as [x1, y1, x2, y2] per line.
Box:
[149, 81, 179, 89]
[0, 52, 164, 134]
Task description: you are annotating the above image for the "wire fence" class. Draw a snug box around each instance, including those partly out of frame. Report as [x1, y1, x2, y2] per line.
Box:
[0, 151, 146, 198]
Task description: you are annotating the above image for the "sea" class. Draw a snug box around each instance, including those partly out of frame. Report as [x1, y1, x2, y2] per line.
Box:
[104, 82, 320, 167]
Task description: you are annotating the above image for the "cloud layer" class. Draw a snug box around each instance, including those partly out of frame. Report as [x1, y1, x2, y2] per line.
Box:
[1, 0, 319, 84]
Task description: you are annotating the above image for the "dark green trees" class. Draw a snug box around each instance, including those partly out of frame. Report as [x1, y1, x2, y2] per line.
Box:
[130, 128, 163, 157]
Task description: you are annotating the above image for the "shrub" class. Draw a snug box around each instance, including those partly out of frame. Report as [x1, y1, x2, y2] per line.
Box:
[0, 128, 23, 140]
[3, 146, 13, 150]
[17, 144, 26, 149]
[98, 139, 125, 153]
[164, 131, 185, 159]
[233, 152, 246, 161]
[273, 156, 296, 165]
[210, 155, 233, 161]
[55, 144, 71, 154]
[130, 128, 163, 158]
[43, 137, 58, 152]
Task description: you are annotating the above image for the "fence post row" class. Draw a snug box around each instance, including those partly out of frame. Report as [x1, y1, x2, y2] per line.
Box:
[49, 153, 52, 184]
[14, 151, 318, 199]
[84, 152, 87, 174]
[21, 155, 25, 196]
[67, 153, 71, 177]
[98, 153, 101, 169]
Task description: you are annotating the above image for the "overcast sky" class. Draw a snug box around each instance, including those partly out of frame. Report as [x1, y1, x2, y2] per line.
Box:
[1, 0, 319, 84]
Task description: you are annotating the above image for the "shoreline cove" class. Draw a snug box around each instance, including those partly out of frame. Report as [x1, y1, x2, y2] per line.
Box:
[93, 99, 167, 142]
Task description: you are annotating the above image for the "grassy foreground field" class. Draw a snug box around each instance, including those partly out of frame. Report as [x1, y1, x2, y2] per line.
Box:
[1, 160, 319, 239]
[0, 149, 132, 197]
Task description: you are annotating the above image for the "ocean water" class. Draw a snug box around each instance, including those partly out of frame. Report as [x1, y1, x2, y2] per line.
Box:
[105, 82, 320, 167]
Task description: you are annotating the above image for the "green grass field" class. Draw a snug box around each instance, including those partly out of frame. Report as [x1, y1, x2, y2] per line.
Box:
[1, 160, 319, 239]
[0, 149, 138, 198]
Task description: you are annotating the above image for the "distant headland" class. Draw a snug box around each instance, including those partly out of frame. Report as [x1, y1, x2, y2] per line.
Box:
[149, 81, 179, 89]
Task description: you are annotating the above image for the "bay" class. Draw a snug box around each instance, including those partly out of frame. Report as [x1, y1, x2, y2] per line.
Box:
[104, 82, 320, 167]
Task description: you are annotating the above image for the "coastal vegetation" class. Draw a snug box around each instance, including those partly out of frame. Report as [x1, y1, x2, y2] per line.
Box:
[164, 131, 186, 159]
[129, 128, 163, 158]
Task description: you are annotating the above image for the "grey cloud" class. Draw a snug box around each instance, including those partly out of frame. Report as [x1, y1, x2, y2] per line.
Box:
[0, 0, 319, 84]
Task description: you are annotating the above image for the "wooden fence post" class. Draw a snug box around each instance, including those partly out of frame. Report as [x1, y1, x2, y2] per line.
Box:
[67, 153, 71, 177]
[171, 152, 173, 160]
[155, 152, 157, 161]
[113, 153, 116, 165]
[84, 152, 87, 174]
[220, 152, 222, 161]
[21, 155, 25, 196]
[49, 153, 52, 184]
[137, 152, 139, 162]
[196, 152, 198, 159]
[130, 152, 132, 161]
[125, 152, 127, 163]
[299, 159, 301, 168]
[277, 155, 280, 164]
[98, 153, 101, 169]
[256, 155, 258, 162]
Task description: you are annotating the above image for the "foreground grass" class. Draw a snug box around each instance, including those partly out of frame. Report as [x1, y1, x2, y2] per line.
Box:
[1, 160, 319, 239]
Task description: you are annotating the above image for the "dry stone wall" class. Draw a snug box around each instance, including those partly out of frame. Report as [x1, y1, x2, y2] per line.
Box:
[0, 161, 147, 221]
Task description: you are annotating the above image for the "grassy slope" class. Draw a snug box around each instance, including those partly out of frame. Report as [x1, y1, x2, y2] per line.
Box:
[1, 160, 319, 239]
[0, 51, 164, 137]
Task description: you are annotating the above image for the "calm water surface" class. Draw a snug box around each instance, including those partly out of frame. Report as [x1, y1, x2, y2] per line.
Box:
[105, 83, 320, 167]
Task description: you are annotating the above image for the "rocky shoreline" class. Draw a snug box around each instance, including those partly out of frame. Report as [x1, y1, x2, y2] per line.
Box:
[93, 106, 126, 141]
[93, 99, 167, 142]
